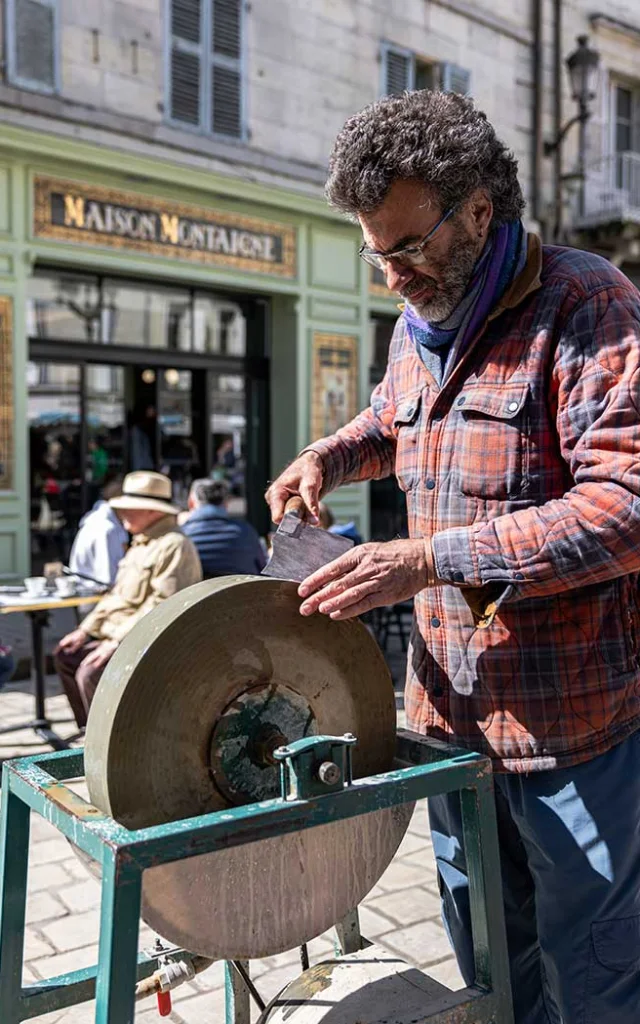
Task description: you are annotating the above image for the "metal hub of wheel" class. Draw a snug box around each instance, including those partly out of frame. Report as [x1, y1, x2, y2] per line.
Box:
[84, 577, 412, 959]
[209, 681, 318, 803]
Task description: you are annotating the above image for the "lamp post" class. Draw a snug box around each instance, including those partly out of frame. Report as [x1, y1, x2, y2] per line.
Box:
[544, 35, 600, 233]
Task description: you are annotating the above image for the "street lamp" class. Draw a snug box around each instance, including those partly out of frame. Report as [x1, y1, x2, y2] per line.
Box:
[544, 35, 600, 223]
[544, 36, 600, 156]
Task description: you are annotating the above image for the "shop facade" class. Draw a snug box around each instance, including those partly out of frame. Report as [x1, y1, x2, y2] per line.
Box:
[0, 125, 397, 579]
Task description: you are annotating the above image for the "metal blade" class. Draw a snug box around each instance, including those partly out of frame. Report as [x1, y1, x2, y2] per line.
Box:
[262, 512, 354, 583]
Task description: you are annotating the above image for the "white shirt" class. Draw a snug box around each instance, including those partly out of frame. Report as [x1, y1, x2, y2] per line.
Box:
[69, 501, 129, 586]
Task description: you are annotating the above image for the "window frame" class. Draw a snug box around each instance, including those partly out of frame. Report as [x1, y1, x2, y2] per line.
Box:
[610, 79, 640, 157]
[164, 0, 247, 142]
[379, 41, 416, 96]
[5, 0, 60, 94]
[379, 43, 470, 99]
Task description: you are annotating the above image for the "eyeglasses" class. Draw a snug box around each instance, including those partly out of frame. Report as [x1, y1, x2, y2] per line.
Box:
[359, 207, 455, 270]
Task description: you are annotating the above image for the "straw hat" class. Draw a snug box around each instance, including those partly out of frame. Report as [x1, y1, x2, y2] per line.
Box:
[110, 472, 180, 516]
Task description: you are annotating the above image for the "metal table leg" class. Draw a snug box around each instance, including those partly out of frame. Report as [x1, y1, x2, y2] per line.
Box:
[0, 610, 71, 751]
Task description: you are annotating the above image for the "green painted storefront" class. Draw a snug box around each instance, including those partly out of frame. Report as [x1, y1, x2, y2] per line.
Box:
[0, 125, 397, 579]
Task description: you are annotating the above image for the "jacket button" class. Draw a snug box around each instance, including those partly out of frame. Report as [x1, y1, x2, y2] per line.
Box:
[426, 479, 436, 490]
[508, 401, 519, 412]
[452, 570, 465, 583]
[431, 616, 441, 628]
[457, 396, 466, 407]
[514, 572, 524, 580]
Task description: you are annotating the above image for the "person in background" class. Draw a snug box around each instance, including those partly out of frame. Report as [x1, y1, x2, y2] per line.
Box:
[318, 502, 363, 545]
[181, 478, 266, 578]
[54, 471, 202, 727]
[69, 478, 129, 587]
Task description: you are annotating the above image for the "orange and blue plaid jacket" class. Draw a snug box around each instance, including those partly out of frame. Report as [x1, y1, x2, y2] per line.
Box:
[309, 237, 640, 771]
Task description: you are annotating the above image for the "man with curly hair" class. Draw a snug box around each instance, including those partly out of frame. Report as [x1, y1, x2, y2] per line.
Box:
[267, 91, 640, 1022]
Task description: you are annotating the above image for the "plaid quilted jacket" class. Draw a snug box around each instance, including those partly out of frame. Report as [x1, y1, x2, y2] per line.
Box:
[309, 236, 640, 771]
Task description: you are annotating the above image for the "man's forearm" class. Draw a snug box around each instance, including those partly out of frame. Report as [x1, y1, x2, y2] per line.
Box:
[302, 408, 396, 496]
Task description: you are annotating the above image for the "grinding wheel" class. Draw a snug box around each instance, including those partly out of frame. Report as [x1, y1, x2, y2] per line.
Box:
[84, 577, 412, 959]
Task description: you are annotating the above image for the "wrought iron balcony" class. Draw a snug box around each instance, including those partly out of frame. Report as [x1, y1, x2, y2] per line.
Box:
[577, 151, 640, 228]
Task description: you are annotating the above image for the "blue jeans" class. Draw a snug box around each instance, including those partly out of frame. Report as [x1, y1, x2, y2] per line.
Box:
[429, 730, 640, 1023]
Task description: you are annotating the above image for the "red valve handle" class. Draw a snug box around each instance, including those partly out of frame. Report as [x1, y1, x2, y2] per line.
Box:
[157, 990, 172, 1016]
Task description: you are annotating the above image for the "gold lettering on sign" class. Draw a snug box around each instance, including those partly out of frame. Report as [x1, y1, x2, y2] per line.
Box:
[160, 214, 179, 245]
[33, 177, 297, 278]
[64, 195, 85, 228]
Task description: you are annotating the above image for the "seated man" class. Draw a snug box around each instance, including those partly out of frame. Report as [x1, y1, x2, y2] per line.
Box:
[181, 478, 266, 578]
[68, 478, 129, 586]
[54, 471, 202, 727]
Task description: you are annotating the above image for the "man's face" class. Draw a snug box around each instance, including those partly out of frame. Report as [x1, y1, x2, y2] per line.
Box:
[358, 180, 491, 322]
[119, 508, 165, 535]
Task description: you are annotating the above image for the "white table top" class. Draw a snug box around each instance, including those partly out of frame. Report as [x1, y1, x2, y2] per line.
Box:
[0, 592, 104, 614]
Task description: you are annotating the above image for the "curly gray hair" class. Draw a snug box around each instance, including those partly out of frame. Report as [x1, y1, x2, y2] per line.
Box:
[325, 91, 525, 225]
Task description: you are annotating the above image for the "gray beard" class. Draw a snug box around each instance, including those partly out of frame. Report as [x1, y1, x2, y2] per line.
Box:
[404, 231, 481, 324]
[408, 287, 466, 323]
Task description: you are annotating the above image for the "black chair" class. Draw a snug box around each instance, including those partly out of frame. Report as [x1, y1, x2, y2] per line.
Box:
[375, 599, 414, 652]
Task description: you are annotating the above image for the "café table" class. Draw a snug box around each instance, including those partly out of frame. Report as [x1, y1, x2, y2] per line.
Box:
[0, 591, 103, 751]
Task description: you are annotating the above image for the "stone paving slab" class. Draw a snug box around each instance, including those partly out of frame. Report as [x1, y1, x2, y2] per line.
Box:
[0, 679, 464, 1021]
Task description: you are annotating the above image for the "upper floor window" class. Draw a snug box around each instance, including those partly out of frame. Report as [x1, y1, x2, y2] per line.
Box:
[380, 43, 470, 98]
[5, 0, 58, 93]
[168, 0, 244, 140]
[611, 81, 640, 190]
[613, 83, 640, 156]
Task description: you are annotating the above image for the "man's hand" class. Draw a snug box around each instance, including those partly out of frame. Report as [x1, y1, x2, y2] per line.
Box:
[265, 452, 324, 525]
[298, 539, 431, 619]
[56, 628, 89, 654]
[80, 639, 118, 673]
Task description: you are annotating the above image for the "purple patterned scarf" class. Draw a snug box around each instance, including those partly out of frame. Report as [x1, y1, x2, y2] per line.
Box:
[403, 220, 527, 375]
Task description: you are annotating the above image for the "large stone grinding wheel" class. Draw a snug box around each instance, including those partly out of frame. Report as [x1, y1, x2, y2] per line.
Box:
[84, 577, 412, 960]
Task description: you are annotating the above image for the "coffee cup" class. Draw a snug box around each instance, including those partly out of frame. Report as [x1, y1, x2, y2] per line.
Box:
[24, 577, 48, 597]
[54, 578, 76, 598]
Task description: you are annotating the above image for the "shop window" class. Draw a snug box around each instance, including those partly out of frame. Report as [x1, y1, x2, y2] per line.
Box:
[168, 0, 244, 139]
[193, 293, 246, 355]
[27, 271, 250, 355]
[27, 273, 101, 342]
[99, 281, 192, 349]
[379, 42, 470, 98]
[6, 0, 58, 93]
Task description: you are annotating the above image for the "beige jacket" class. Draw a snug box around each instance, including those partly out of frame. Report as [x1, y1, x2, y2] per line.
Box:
[82, 515, 202, 643]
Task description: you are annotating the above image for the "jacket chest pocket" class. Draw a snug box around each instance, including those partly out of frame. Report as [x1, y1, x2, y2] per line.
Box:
[119, 562, 153, 604]
[452, 382, 529, 500]
[394, 393, 423, 492]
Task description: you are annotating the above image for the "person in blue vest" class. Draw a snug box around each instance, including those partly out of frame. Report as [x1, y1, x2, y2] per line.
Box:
[181, 478, 266, 578]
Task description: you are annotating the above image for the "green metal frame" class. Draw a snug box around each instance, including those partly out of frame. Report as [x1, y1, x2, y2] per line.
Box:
[0, 731, 514, 1023]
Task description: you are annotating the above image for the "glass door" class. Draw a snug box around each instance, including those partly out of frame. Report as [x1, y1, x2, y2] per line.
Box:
[158, 368, 197, 505]
[210, 370, 247, 517]
[85, 364, 126, 507]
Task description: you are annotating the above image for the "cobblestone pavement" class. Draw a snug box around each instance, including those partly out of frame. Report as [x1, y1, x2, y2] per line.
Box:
[0, 661, 463, 1022]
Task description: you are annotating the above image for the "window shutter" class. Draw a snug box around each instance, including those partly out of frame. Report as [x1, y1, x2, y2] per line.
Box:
[212, 65, 241, 136]
[381, 45, 414, 96]
[12, 0, 56, 88]
[211, 0, 243, 138]
[170, 0, 202, 126]
[441, 63, 471, 96]
[212, 0, 241, 59]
